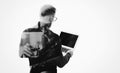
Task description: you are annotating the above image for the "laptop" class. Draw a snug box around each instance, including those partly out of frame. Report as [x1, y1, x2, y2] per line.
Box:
[60, 31, 78, 49]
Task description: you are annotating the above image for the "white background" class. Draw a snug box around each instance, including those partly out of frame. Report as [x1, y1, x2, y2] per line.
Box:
[0, 0, 120, 73]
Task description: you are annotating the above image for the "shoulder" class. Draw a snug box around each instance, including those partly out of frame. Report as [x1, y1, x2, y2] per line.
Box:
[23, 28, 32, 32]
[49, 30, 60, 39]
[21, 28, 36, 39]
[49, 30, 61, 43]
[23, 28, 40, 32]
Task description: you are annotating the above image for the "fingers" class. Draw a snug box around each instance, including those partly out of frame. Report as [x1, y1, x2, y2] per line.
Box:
[23, 51, 32, 57]
[61, 47, 69, 53]
[24, 49, 33, 55]
[22, 45, 33, 57]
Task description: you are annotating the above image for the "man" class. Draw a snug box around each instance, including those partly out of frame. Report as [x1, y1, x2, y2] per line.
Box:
[19, 4, 73, 73]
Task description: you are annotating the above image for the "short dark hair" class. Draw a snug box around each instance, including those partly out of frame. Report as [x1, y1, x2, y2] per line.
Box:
[41, 7, 56, 16]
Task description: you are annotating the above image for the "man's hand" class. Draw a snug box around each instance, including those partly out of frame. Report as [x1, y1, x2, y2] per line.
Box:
[24, 44, 33, 57]
[61, 47, 74, 57]
[20, 41, 40, 58]
[20, 43, 33, 58]
[66, 49, 73, 57]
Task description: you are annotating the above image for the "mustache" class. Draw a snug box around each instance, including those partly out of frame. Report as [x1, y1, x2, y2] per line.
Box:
[38, 22, 51, 30]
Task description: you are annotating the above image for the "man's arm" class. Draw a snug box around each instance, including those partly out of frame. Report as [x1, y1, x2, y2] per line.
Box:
[36, 48, 73, 68]
[55, 48, 73, 68]
[37, 36, 73, 68]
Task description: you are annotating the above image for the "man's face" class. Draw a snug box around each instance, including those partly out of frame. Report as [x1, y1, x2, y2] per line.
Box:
[43, 14, 55, 23]
[40, 14, 57, 29]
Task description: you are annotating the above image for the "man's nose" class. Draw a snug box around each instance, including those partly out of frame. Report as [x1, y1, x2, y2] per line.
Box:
[49, 17, 54, 22]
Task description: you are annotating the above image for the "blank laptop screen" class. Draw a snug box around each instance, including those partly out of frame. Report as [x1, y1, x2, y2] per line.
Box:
[60, 32, 78, 48]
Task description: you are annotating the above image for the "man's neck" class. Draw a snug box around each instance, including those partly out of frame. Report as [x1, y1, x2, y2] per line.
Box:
[39, 21, 50, 33]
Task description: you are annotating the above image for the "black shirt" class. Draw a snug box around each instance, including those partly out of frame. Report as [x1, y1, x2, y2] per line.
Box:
[23, 22, 62, 72]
